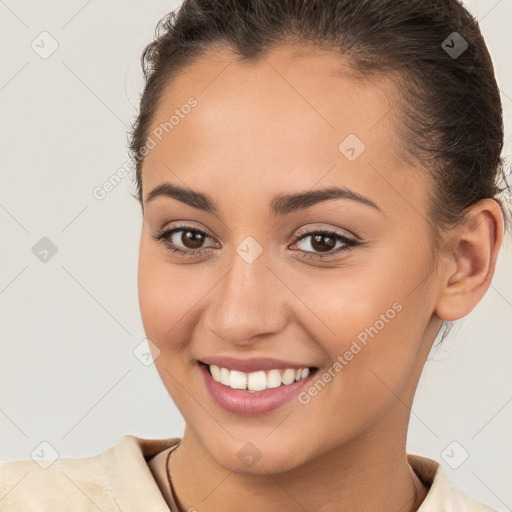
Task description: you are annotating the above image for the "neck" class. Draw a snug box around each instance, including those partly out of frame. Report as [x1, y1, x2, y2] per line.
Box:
[168, 415, 428, 512]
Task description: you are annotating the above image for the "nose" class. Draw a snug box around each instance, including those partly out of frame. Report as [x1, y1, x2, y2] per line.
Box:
[205, 246, 288, 346]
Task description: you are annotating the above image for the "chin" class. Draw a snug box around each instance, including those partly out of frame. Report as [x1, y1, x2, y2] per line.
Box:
[199, 432, 308, 475]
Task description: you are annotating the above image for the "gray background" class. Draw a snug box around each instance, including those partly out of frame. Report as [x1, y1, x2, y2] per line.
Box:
[1, 0, 511, 509]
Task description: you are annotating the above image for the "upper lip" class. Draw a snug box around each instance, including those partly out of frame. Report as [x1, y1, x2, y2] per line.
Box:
[199, 356, 315, 373]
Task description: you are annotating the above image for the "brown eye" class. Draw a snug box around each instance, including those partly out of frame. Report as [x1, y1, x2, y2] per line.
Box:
[310, 234, 336, 253]
[152, 226, 219, 256]
[291, 229, 358, 260]
[180, 230, 206, 249]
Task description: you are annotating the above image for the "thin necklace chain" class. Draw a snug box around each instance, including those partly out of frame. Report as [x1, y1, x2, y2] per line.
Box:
[165, 444, 181, 512]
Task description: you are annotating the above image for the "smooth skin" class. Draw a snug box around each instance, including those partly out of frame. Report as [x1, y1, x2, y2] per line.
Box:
[137, 45, 504, 512]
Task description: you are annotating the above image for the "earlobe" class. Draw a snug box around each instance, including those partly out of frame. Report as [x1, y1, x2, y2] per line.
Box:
[434, 199, 504, 322]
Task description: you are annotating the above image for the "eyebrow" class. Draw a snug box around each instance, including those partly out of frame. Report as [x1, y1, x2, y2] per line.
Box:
[145, 182, 381, 215]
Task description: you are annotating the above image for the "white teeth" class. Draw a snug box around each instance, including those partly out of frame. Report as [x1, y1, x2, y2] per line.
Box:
[267, 369, 282, 389]
[229, 370, 247, 389]
[220, 367, 230, 386]
[281, 368, 296, 385]
[247, 371, 267, 391]
[210, 365, 221, 382]
[207, 364, 312, 391]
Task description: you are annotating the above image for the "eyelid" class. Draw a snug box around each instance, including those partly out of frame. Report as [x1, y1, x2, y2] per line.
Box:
[159, 220, 213, 234]
[292, 224, 357, 241]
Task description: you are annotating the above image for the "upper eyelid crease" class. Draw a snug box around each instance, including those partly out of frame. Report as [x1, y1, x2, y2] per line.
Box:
[145, 183, 382, 216]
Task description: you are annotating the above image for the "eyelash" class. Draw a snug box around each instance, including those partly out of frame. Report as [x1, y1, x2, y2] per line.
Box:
[152, 225, 359, 261]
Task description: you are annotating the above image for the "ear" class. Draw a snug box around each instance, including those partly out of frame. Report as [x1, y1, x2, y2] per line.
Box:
[434, 198, 504, 321]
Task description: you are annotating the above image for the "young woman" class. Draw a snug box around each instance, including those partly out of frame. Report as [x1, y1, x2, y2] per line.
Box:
[1, 0, 509, 510]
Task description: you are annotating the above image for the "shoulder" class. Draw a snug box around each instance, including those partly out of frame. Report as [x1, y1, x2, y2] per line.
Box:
[0, 434, 180, 512]
[408, 454, 498, 512]
[0, 450, 115, 511]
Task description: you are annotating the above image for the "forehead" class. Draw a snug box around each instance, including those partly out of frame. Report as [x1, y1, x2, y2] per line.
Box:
[142, 45, 425, 215]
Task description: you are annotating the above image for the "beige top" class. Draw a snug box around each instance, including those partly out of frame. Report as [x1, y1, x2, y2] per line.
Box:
[0, 434, 497, 511]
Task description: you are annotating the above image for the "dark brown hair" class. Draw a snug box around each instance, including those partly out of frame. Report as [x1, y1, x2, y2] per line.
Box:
[128, 0, 509, 339]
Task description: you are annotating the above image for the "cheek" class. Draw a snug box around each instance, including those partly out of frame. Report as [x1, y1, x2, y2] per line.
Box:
[137, 241, 198, 407]
[288, 288, 428, 453]
[289, 238, 434, 402]
[137, 238, 224, 371]
[138, 239, 197, 343]
[138, 243, 182, 359]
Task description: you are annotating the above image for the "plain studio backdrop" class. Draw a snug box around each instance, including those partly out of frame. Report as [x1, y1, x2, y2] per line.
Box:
[0, 0, 511, 509]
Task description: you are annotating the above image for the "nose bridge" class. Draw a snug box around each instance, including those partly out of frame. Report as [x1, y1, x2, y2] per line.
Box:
[208, 238, 286, 343]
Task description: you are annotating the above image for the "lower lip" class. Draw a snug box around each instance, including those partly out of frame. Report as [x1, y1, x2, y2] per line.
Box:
[199, 362, 316, 416]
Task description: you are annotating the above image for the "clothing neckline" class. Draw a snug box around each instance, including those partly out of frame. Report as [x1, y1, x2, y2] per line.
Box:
[99, 435, 494, 511]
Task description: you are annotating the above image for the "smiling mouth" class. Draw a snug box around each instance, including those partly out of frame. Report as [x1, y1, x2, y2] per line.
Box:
[199, 361, 318, 393]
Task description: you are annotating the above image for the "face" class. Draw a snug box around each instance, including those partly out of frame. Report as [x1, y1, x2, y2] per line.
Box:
[138, 45, 444, 474]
